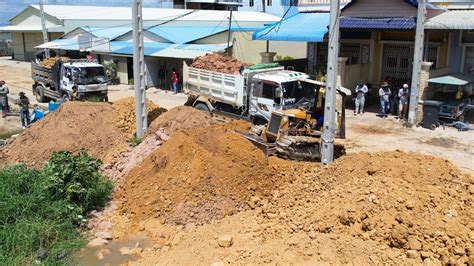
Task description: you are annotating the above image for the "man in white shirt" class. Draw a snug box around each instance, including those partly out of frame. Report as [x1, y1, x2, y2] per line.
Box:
[354, 80, 368, 116]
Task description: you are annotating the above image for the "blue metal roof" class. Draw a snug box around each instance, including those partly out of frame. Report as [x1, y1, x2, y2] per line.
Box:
[80, 26, 132, 40]
[110, 41, 171, 56]
[340, 17, 416, 30]
[145, 26, 228, 44]
[175, 43, 227, 51]
[252, 12, 330, 42]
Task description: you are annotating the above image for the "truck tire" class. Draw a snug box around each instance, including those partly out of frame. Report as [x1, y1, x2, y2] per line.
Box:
[194, 103, 210, 112]
[34, 85, 47, 103]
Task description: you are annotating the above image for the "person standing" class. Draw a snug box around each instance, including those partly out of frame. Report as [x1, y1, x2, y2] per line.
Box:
[158, 65, 166, 90]
[398, 84, 410, 120]
[0, 80, 9, 118]
[171, 68, 179, 94]
[379, 82, 391, 117]
[354, 80, 368, 116]
[18, 92, 30, 129]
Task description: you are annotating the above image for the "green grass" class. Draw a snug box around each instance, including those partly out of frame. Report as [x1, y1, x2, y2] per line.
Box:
[128, 135, 142, 147]
[0, 150, 113, 264]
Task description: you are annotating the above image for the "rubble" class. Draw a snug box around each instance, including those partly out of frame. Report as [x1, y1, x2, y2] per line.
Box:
[190, 53, 250, 74]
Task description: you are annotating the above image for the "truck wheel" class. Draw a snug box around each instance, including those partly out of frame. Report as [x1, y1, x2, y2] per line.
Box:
[34, 85, 47, 103]
[194, 103, 210, 112]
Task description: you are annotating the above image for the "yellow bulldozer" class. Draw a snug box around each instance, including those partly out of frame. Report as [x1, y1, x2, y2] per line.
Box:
[239, 83, 348, 161]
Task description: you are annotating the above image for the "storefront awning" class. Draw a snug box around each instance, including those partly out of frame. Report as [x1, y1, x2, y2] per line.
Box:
[425, 10, 474, 30]
[428, 73, 474, 86]
[252, 13, 330, 42]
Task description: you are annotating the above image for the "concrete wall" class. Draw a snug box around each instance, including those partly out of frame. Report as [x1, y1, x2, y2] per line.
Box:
[233, 32, 307, 64]
[12, 32, 62, 61]
[345, 63, 371, 90]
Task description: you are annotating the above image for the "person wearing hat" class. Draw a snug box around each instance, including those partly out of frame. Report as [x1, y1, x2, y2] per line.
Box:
[398, 84, 410, 120]
[18, 92, 30, 129]
[379, 82, 391, 117]
[354, 80, 368, 116]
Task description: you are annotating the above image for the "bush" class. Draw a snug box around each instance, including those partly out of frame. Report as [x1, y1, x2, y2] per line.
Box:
[0, 150, 113, 264]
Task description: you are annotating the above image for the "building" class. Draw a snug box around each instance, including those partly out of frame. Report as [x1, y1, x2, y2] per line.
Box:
[0, 4, 280, 61]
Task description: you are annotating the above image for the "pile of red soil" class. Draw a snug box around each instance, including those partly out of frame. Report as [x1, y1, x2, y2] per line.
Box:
[115, 121, 293, 226]
[148, 106, 216, 136]
[256, 151, 474, 264]
[5, 102, 129, 167]
[113, 97, 167, 139]
[190, 53, 249, 74]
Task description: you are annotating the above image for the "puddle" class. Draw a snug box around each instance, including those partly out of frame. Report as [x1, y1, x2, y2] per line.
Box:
[74, 234, 150, 265]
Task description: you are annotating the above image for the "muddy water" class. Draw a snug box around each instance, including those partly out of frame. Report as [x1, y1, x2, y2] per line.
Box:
[74, 234, 150, 265]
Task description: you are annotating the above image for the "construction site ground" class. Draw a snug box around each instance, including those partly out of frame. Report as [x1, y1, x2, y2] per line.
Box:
[0, 57, 473, 264]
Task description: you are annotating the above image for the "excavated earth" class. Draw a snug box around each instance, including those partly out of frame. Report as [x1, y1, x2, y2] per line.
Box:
[3, 102, 129, 167]
[190, 53, 250, 74]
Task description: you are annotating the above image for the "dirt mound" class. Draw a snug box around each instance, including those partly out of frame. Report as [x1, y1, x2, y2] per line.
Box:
[256, 151, 473, 264]
[190, 53, 249, 74]
[5, 102, 128, 167]
[148, 106, 216, 136]
[115, 121, 295, 226]
[112, 97, 167, 139]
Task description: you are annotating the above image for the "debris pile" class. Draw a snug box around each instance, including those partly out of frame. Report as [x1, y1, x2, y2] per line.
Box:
[115, 121, 295, 226]
[4, 102, 128, 167]
[190, 53, 249, 74]
[256, 151, 474, 264]
[112, 97, 167, 139]
[148, 106, 216, 136]
[40, 56, 70, 68]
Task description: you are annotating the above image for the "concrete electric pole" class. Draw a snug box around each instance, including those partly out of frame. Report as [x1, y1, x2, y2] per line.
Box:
[132, 0, 148, 138]
[39, 0, 50, 58]
[226, 8, 233, 55]
[321, 0, 340, 165]
[408, 0, 426, 124]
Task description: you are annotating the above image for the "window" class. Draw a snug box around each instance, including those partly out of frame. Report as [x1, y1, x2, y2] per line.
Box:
[340, 43, 361, 65]
[425, 44, 438, 69]
[262, 82, 278, 99]
[249, 0, 254, 7]
[267, 0, 272, 6]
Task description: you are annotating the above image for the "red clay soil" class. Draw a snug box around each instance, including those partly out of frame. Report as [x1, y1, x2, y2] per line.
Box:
[4, 102, 128, 167]
[115, 121, 293, 226]
[148, 106, 217, 136]
[190, 53, 249, 74]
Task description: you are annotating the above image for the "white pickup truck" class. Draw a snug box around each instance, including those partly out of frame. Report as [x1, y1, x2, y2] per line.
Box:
[183, 62, 322, 124]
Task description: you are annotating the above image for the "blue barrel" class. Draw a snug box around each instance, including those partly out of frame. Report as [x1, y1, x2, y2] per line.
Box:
[48, 101, 61, 112]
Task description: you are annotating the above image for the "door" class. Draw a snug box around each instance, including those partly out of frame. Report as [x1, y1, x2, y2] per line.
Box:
[249, 80, 279, 121]
[60, 66, 75, 93]
[381, 44, 413, 88]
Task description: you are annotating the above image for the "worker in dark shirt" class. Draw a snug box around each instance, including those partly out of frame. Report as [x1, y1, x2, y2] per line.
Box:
[18, 92, 30, 129]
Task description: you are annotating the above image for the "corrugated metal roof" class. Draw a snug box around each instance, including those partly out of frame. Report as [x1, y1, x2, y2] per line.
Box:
[252, 12, 330, 42]
[0, 25, 63, 33]
[425, 10, 474, 30]
[111, 41, 171, 56]
[145, 26, 227, 44]
[35, 37, 81, 50]
[25, 5, 280, 23]
[153, 44, 228, 59]
[340, 17, 416, 30]
[428, 73, 474, 86]
[79, 27, 132, 40]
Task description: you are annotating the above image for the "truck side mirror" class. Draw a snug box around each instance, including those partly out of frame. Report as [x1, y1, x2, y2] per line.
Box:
[275, 87, 283, 98]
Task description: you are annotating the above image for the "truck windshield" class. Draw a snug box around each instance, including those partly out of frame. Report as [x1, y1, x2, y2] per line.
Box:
[77, 67, 107, 85]
[281, 81, 316, 107]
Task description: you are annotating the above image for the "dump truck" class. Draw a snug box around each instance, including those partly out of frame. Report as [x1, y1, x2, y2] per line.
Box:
[183, 62, 348, 161]
[32, 58, 108, 102]
[183, 62, 322, 124]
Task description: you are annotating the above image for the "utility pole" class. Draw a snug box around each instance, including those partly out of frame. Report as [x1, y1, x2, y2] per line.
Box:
[226, 8, 233, 55]
[39, 0, 50, 58]
[132, 0, 148, 138]
[321, 0, 340, 165]
[408, 0, 426, 124]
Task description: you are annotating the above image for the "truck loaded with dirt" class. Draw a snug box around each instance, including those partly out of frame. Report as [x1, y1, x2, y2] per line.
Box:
[32, 57, 108, 102]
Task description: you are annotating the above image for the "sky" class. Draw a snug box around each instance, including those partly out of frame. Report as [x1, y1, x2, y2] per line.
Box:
[0, 0, 165, 25]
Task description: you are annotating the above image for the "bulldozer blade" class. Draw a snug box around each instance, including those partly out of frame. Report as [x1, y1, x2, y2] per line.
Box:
[235, 130, 277, 159]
